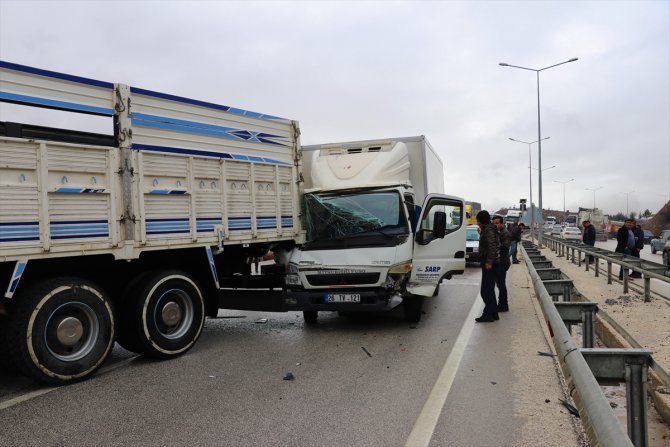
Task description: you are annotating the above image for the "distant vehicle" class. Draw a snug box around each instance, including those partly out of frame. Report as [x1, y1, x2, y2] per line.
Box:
[564, 215, 578, 226]
[551, 225, 563, 236]
[651, 230, 670, 254]
[546, 216, 557, 225]
[560, 227, 582, 241]
[578, 208, 609, 242]
[465, 202, 481, 226]
[642, 230, 655, 244]
[466, 225, 480, 263]
[663, 240, 670, 267]
[505, 209, 522, 226]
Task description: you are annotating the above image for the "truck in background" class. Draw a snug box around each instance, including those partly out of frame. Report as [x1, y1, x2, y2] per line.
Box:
[0, 61, 303, 384]
[220, 136, 467, 324]
[465, 201, 481, 225]
[545, 216, 557, 225]
[578, 208, 609, 241]
[505, 209, 523, 226]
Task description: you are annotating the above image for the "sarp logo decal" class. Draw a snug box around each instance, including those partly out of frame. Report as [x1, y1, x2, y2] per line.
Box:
[423, 266, 441, 273]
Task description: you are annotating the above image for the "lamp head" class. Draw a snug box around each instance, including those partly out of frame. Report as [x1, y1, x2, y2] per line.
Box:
[568, 58, 579, 62]
[499, 63, 509, 66]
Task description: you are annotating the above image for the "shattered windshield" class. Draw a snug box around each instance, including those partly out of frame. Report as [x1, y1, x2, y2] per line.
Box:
[304, 191, 409, 243]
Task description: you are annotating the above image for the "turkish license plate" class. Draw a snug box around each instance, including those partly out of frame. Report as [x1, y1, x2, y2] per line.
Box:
[325, 293, 361, 303]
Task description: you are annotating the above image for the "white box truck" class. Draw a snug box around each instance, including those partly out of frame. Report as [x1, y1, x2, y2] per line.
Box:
[0, 61, 303, 384]
[220, 137, 466, 323]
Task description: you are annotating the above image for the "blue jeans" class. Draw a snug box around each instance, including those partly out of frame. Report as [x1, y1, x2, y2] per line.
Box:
[510, 240, 518, 262]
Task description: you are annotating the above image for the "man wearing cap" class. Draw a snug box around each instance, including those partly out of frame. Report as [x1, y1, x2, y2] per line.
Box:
[582, 220, 596, 264]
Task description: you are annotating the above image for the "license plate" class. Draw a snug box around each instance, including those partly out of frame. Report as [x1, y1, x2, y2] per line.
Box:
[325, 293, 361, 303]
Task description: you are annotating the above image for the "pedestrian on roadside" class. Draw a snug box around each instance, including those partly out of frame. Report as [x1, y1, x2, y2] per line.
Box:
[615, 218, 636, 280]
[492, 215, 511, 312]
[630, 224, 645, 278]
[509, 222, 523, 264]
[582, 220, 596, 264]
[475, 210, 500, 323]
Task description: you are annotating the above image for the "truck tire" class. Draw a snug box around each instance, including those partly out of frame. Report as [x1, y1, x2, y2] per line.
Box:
[651, 246, 657, 254]
[125, 271, 205, 359]
[6, 278, 115, 385]
[403, 296, 424, 323]
[303, 311, 318, 324]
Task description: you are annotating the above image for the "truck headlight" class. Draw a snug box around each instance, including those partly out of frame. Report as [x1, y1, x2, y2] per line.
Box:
[388, 261, 412, 274]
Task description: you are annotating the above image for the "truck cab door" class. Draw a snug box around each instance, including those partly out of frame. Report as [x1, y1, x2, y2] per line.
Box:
[407, 194, 466, 296]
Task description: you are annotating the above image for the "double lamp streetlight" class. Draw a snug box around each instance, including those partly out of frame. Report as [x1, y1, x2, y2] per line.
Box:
[499, 57, 578, 246]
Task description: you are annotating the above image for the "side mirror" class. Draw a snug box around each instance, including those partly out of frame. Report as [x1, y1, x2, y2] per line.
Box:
[433, 211, 447, 239]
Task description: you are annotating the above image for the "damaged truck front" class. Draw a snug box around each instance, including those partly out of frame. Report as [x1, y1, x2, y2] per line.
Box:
[283, 137, 466, 322]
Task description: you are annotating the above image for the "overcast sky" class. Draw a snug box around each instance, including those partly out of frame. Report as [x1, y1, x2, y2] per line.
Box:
[1, 0, 668, 216]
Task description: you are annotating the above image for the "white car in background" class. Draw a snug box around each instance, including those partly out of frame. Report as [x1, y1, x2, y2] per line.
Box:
[560, 226, 582, 241]
[466, 225, 480, 263]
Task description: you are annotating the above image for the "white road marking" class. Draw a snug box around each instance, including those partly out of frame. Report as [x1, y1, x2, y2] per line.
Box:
[404, 295, 483, 447]
[0, 355, 139, 411]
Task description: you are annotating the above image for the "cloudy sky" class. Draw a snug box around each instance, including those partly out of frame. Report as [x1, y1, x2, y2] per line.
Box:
[1, 0, 668, 217]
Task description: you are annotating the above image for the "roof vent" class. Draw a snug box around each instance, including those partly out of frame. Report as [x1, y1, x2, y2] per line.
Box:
[347, 148, 362, 154]
[367, 146, 382, 152]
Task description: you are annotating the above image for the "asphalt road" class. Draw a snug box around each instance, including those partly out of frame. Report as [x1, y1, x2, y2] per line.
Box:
[0, 267, 579, 446]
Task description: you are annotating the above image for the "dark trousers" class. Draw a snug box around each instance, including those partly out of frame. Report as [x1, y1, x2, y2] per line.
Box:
[480, 265, 499, 317]
[585, 241, 595, 263]
[496, 262, 510, 306]
[618, 248, 632, 279]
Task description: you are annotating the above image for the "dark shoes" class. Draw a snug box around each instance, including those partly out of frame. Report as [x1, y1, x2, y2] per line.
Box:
[630, 273, 642, 278]
[497, 304, 509, 312]
[475, 314, 499, 323]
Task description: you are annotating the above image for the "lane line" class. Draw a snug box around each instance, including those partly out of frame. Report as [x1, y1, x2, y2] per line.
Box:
[0, 355, 139, 411]
[404, 295, 483, 447]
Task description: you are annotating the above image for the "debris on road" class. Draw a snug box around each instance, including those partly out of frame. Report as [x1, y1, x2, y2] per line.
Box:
[537, 351, 556, 357]
[657, 386, 670, 395]
[256, 318, 268, 324]
[545, 399, 551, 403]
[283, 372, 295, 381]
[559, 399, 580, 418]
[361, 347, 372, 357]
[490, 381, 497, 385]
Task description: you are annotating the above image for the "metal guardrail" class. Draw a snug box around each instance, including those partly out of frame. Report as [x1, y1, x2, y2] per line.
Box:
[540, 235, 670, 302]
[521, 242, 634, 447]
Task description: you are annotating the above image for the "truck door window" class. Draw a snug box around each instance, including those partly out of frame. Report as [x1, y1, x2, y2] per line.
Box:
[417, 198, 463, 244]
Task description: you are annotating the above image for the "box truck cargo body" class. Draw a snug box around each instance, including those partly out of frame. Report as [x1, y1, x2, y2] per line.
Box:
[0, 61, 302, 384]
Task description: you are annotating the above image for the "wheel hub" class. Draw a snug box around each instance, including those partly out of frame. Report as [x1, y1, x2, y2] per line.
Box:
[56, 316, 84, 346]
[161, 301, 182, 327]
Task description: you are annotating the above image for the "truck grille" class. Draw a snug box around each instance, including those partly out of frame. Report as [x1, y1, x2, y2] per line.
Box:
[305, 273, 381, 286]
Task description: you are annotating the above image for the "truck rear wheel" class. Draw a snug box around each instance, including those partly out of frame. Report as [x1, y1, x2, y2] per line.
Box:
[125, 271, 205, 359]
[6, 278, 115, 385]
[403, 296, 424, 323]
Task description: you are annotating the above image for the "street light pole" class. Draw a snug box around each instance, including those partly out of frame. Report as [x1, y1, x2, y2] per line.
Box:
[509, 136, 550, 243]
[554, 179, 574, 223]
[623, 190, 635, 218]
[499, 57, 578, 247]
[585, 187, 603, 209]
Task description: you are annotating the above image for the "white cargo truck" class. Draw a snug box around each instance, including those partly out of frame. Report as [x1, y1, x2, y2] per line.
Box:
[0, 61, 303, 384]
[220, 137, 466, 323]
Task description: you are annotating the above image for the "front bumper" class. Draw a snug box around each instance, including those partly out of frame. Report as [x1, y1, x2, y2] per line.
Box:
[283, 288, 400, 312]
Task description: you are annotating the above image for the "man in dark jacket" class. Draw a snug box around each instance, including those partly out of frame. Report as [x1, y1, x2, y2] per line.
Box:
[493, 215, 511, 312]
[476, 210, 500, 322]
[616, 219, 636, 279]
[582, 220, 596, 264]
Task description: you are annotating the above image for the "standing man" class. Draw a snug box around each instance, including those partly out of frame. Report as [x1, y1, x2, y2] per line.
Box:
[509, 222, 523, 264]
[475, 210, 500, 323]
[493, 215, 511, 312]
[615, 218, 636, 279]
[582, 220, 596, 263]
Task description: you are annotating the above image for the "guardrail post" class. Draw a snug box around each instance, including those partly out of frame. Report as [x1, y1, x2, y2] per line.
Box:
[594, 258, 600, 278]
[578, 251, 582, 267]
[607, 261, 613, 284]
[643, 277, 651, 303]
[581, 349, 652, 447]
[623, 268, 629, 294]
[554, 302, 598, 348]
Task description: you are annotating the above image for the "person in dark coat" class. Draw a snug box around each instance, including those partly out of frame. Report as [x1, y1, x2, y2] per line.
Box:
[475, 210, 500, 323]
[493, 215, 511, 312]
[582, 220, 596, 264]
[615, 219, 636, 279]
